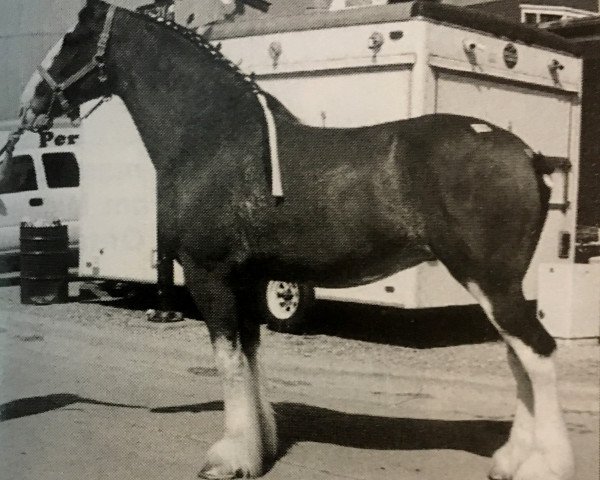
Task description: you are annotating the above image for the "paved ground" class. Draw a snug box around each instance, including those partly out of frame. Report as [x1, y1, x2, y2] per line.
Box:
[0, 283, 598, 480]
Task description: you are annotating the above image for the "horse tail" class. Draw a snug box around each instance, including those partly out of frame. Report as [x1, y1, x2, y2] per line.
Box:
[531, 152, 556, 176]
[530, 152, 553, 220]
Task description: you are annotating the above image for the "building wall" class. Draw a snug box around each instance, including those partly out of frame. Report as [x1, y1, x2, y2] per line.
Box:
[469, 0, 522, 21]
[468, 0, 598, 22]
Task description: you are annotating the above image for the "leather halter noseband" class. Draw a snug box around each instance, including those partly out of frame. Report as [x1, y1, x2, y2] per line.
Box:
[35, 5, 117, 124]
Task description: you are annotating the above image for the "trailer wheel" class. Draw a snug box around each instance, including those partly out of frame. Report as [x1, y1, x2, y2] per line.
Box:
[261, 280, 314, 334]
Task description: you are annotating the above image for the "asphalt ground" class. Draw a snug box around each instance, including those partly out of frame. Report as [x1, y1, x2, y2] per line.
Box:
[0, 283, 598, 480]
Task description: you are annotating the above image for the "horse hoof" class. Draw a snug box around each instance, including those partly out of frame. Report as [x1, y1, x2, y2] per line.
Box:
[198, 469, 241, 480]
[488, 470, 511, 480]
[200, 437, 263, 479]
[488, 472, 511, 480]
[513, 451, 574, 480]
[489, 443, 527, 480]
[198, 466, 241, 479]
[146, 309, 183, 323]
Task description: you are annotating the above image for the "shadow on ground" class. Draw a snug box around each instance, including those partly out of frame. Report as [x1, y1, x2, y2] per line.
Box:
[2, 276, 504, 347]
[84, 283, 505, 348]
[80, 284, 203, 320]
[0, 394, 508, 459]
[0, 394, 142, 422]
[151, 400, 509, 458]
[310, 301, 506, 348]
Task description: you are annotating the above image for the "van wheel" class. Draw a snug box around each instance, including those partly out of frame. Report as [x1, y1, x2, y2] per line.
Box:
[261, 280, 314, 334]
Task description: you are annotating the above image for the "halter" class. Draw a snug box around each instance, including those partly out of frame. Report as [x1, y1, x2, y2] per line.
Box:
[33, 5, 117, 128]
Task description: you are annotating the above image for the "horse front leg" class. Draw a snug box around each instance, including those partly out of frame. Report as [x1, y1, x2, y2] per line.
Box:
[181, 257, 277, 479]
[202, 333, 276, 479]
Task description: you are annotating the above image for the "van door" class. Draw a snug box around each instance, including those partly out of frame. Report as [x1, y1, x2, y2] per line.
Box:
[0, 154, 44, 256]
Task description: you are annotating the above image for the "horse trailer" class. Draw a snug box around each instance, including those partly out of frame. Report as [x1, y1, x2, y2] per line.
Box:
[76, 2, 598, 337]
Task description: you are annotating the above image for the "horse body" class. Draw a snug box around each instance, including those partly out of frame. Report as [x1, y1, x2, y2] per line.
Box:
[18, 2, 574, 479]
[168, 111, 543, 293]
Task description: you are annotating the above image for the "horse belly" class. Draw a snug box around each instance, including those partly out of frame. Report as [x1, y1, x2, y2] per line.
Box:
[252, 199, 430, 286]
[305, 244, 436, 288]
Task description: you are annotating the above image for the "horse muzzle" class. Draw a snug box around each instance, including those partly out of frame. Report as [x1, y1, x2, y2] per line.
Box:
[20, 105, 54, 132]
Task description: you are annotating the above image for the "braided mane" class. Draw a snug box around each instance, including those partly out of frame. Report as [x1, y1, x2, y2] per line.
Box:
[134, 9, 264, 95]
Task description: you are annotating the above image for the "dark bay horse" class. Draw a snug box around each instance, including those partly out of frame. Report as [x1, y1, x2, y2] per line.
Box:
[16, 1, 574, 479]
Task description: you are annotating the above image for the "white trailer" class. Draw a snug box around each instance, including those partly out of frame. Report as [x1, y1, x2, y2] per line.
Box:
[77, 2, 596, 336]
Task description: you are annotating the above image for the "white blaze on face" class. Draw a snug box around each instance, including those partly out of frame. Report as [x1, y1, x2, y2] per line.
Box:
[20, 36, 66, 112]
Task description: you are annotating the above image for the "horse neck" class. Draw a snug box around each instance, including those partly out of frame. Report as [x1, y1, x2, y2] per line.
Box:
[106, 10, 257, 171]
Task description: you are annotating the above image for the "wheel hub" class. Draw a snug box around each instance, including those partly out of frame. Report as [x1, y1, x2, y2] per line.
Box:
[266, 281, 301, 320]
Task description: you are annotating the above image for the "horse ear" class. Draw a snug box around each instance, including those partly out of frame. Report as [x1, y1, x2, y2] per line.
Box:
[79, 0, 102, 24]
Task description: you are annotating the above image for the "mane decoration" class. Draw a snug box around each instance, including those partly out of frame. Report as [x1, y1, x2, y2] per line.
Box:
[135, 9, 264, 97]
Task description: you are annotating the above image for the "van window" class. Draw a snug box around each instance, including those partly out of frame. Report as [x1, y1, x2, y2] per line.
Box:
[42, 152, 79, 188]
[0, 155, 37, 194]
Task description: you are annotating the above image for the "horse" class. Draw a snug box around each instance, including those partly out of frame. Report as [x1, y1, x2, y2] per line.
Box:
[16, 1, 574, 479]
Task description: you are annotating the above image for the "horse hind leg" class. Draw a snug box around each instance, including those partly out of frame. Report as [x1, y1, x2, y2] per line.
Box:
[181, 255, 277, 479]
[465, 281, 574, 480]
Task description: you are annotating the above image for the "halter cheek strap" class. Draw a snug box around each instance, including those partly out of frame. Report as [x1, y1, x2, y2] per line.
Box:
[35, 5, 117, 121]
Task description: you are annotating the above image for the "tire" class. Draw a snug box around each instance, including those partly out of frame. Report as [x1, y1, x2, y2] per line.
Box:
[261, 280, 315, 334]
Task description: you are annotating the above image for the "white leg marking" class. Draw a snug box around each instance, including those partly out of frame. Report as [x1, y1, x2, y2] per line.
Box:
[508, 338, 574, 480]
[248, 350, 278, 459]
[489, 349, 535, 479]
[465, 282, 497, 328]
[466, 283, 534, 478]
[465, 282, 573, 479]
[202, 338, 269, 478]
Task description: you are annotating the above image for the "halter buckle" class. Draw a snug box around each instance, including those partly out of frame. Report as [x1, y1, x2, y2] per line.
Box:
[97, 60, 108, 83]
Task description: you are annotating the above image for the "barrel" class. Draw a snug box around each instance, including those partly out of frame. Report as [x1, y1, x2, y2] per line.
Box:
[20, 223, 69, 305]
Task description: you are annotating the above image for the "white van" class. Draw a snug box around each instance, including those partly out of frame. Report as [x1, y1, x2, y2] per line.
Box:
[0, 120, 81, 272]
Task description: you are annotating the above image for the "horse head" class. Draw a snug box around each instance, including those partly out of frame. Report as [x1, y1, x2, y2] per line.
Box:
[20, 0, 116, 131]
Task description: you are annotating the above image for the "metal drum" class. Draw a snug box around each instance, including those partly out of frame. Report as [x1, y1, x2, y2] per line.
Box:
[20, 223, 69, 305]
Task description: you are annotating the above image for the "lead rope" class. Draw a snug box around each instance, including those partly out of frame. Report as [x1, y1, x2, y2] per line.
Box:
[0, 125, 25, 168]
[255, 92, 283, 198]
[75, 95, 112, 126]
